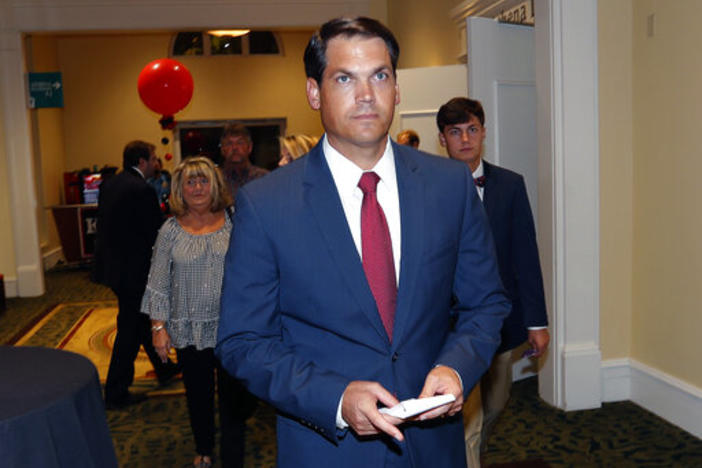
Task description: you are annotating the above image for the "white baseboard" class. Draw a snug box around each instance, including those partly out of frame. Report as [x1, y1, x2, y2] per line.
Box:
[16, 264, 44, 296]
[42, 246, 64, 271]
[602, 358, 702, 439]
[2, 275, 18, 298]
[601, 358, 631, 402]
[563, 342, 602, 410]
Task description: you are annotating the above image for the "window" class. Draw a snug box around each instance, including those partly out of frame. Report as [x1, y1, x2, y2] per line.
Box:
[171, 31, 282, 57]
[248, 31, 279, 55]
[210, 35, 242, 55]
[172, 32, 203, 56]
[176, 119, 286, 171]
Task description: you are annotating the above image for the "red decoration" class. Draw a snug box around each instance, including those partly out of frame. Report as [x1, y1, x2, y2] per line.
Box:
[159, 115, 176, 130]
[137, 58, 194, 126]
[164, 153, 173, 161]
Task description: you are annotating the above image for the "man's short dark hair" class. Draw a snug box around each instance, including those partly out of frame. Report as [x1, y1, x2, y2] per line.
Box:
[304, 17, 400, 85]
[123, 140, 155, 169]
[220, 122, 252, 144]
[436, 97, 485, 132]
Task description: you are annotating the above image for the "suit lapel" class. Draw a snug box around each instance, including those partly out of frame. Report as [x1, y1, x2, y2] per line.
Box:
[482, 160, 496, 217]
[302, 145, 389, 344]
[390, 144, 424, 348]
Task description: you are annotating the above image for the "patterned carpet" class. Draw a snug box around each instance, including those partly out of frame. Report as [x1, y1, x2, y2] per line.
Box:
[2, 268, 702, 467]
[14, 301, 184, 396]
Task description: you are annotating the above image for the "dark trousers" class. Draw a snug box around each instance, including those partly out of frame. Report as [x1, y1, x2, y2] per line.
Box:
[218, 362, 257, 468]
[176, 346, 257, 467]
[104, 290, 172, 403]
[177, 346, 217, 457]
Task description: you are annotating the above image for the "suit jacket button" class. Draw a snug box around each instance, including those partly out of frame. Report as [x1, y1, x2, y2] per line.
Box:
[392, 352, 399, 362]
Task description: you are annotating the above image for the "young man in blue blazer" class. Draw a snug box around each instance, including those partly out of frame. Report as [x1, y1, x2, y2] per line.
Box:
[216, 19, 510, 468]
[437, 97, 550, 467]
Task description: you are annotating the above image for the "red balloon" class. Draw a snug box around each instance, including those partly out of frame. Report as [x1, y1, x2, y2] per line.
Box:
[137, 58, 193, 117]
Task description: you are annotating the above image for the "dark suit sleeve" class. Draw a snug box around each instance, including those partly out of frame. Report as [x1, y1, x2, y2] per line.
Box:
[435, 166, 512, 394]
[511, 177, 548, 327]
[215, 187, 349, 441]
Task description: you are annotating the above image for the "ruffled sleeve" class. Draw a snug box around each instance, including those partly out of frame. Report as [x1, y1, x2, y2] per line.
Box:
[141, 217, 177, 321]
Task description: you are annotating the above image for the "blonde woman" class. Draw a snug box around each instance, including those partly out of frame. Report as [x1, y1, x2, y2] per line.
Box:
[278, 134, 319, 166]
[142, 156, 254, 468]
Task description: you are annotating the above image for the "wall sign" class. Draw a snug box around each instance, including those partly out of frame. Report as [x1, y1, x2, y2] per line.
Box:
[497, 0, 534, 26]
[27, 72, 64, 108]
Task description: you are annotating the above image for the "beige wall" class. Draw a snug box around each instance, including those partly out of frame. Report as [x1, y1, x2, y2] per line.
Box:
[28, 35, 65, 256]
[387, 0, 463, 68]
[53, 31, 321, 173]
[598, 1, 634, 359]
[0, 101, 17, 278]
[630, 0, 702, 387]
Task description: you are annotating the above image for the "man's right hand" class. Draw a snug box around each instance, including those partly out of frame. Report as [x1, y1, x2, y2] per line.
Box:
[341, 381, 405, 441]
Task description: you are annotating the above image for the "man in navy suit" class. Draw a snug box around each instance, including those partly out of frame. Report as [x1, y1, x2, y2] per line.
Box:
[216, 18, 510, 468]
[437, 97, 550, 466]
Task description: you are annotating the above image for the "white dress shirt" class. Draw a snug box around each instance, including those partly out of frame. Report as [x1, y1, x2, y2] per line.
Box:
[323, 135, 401, 285]
[471, 160, 484, 201]
[323, 135, 402, 429]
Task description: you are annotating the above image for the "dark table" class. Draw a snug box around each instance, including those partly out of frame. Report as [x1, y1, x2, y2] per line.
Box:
[0, 346, 118, 467]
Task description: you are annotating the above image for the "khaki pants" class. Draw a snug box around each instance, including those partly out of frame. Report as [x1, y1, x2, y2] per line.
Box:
[463, 350, 513, 468]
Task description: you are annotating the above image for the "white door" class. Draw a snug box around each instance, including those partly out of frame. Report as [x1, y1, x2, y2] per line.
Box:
[468, 16, 537, 219]
[391, 64, 468, 156]
[467, 16, 538, 381]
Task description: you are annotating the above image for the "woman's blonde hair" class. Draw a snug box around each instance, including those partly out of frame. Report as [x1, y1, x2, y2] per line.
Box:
[170, 156, 232, 216]
[280, 134, 319, 161]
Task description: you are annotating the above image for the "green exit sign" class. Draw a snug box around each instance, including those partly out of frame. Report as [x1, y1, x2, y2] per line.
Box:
[28, 72, 63, 108]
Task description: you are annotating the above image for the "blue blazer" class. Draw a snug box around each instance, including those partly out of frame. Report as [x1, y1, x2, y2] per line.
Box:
[216, 142, 510, 468]
[482, 161, 548, 352]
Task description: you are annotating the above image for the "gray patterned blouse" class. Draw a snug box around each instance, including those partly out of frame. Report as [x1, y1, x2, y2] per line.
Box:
[141, 215, 232, 350]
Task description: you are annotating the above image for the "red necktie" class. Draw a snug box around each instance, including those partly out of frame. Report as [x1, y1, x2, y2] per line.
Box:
[474, 175, 486, 187]
[358, 172, 397, 341]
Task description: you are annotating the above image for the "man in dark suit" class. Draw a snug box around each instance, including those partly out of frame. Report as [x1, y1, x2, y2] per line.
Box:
[94, 140, 179, 408]
[216, 18, 510, 468]
[437, 97, 550, 466]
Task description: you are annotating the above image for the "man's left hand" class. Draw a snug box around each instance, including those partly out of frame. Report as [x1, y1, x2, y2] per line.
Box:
[528, 328, 550, 357]
[416, 365, 464, 420]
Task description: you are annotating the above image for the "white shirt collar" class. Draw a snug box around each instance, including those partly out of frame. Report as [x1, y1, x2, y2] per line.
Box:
[323, 135, 397, 197]
[471, 159, 484, 179]
[132, 166, 145, 179]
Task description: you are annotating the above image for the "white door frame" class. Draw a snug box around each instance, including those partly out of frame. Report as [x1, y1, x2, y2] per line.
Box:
[533, 0, 600, 411]
[0, 23, 45, 297]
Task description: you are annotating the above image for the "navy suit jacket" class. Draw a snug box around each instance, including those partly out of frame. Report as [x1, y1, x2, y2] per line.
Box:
[216, 142, 510, 468]
[482, 161, 548, 352]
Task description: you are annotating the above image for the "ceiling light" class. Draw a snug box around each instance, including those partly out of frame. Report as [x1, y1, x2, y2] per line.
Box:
[208, 29, 250, 37]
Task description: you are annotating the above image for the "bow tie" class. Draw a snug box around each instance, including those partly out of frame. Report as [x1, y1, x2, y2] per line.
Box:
[473, 176, 486, 187]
